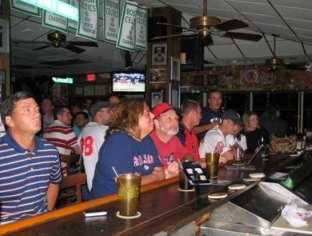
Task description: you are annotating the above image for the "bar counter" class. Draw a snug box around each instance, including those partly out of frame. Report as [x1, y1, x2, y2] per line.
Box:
[1, 153, 305, 236]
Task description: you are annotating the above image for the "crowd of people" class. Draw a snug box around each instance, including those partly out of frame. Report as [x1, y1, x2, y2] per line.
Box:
[0, 89, 288, 224]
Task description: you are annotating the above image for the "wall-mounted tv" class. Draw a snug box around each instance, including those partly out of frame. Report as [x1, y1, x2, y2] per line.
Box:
[112, 71, 146, 93]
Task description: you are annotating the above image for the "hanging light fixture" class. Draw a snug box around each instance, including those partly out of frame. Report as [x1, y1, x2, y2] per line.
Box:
[265, 35, 284, 71]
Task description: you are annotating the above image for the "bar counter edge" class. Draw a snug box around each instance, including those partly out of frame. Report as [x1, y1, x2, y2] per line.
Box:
[0, 176, 179, 235]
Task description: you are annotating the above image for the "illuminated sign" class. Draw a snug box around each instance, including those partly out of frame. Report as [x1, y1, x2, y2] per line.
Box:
[20, 0, 78, 21]
[52, 77, 73, 84]
[86, 74, 96, 82]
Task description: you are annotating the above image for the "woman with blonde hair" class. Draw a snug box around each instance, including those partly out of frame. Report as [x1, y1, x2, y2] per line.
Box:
[242, 111, 269, 154]
[90, 98, 165, 198]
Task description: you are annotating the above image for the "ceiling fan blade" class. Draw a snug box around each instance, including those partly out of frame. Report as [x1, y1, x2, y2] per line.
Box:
[222, 32, 262, 41]
[150, 32, 198, 41]
[156, 22, 189, 30]
[14, 41, 50, 45]
[63, 44, 85, 54]
[33, 44, 51, 51]
[68, 41, 98, 47]
[214, 19, 248, 31]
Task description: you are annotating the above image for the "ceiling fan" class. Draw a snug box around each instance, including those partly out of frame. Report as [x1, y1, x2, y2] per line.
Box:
[150, 0, 262, 45]
[15, 31, 98, 54]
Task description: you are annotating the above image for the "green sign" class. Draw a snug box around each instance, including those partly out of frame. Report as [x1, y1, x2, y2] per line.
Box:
[104, 0, 120, 43]
[116, 0, 138, 51]
[52, 77, 73, 84]
[20, 0, 78, 21]
[135, 5, 147, 50]
[77, 0, 98, 41]
[68, 0, 79, 30]
[10, 0, 41, 17]
[42, 0, 68, 33]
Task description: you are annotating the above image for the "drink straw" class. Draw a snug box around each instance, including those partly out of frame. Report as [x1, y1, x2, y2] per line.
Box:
[177, 159, 183, 169]
[112, 166, 119, 177]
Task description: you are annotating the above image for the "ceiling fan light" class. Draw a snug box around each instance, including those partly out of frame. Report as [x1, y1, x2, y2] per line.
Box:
[266, 57, 284, 71]
[190, 16, 221, 29]
[52, 40, 61, 47]
[265, 57, 284, 66]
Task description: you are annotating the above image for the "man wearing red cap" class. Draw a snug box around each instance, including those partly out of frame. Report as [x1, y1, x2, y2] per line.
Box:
[150, 103, 192, 179]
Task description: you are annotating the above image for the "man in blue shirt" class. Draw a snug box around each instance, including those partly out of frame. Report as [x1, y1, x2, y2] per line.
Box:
[0, 91, 62, 224]
[193, 89, 224, 142]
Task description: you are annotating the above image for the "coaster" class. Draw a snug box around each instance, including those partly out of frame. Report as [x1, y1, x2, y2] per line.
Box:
[208, 192, 228, 200]
[116, 211, 141, 219]
[243, 178, 259, 182]
[228, 184, 246, 191]
[249, 172, 265, 179]
[290, 153, 300, 157]
[178, 187, 195, 192]
[232, 162, 245, 166]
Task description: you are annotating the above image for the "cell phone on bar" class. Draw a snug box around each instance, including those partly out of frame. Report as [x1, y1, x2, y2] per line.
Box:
[84, 210, 107, 217]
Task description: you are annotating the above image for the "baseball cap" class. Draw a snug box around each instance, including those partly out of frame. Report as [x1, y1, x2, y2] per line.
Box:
[222, 109, 242, 125]
[90, 101, 114, 117]
[152, 102, 174, 118]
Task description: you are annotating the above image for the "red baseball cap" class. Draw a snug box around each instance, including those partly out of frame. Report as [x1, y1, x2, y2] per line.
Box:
[152, 102, 173, 117]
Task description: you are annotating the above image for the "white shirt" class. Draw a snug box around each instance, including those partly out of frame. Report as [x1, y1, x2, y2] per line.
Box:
[226, 134, 247, 151]
[199, 126, 231, 159]
[78, 122, 109, 191]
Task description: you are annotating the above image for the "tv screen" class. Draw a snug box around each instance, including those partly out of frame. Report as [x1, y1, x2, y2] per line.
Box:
[112, 72, 146, 93]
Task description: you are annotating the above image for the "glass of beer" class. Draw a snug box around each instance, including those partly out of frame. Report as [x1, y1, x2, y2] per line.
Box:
[233, 147, 244, 165]
[205, 153, 220, 179]
[117, 173, 141, 217]
[178, 161, 194, 192]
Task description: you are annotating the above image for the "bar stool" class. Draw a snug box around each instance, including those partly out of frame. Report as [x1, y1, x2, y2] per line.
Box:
[57, 172, 87, 208]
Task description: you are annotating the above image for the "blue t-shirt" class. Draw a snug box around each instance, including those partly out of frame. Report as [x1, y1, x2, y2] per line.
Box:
[90, 132, 162, 198]
[197, 107, 224, 142]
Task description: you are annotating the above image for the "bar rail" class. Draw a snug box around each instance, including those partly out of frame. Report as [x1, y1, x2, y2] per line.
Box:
[0, 177, 179, 235]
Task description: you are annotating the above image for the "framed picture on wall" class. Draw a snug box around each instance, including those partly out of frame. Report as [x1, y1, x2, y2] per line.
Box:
[150, 67, 166, 83]
[0, 19, 9, 53]
[152, 43, 167, 66]
[169, 82, 180, 107]
[170, 57, 180, 81]
[151, 90, 164, 108]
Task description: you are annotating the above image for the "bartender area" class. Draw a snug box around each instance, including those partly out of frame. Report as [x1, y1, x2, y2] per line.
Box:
[1, 0, 312, 235]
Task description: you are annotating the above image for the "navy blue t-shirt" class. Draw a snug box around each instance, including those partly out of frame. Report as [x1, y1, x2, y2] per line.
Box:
[90, 132, 162, 198]
[197, 107, 224, 142]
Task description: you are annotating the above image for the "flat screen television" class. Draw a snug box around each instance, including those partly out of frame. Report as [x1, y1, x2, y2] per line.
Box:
[112, 71, 145, 93]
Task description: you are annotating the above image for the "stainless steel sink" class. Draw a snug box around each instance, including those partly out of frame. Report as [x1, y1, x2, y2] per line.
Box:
[199, 182, 307, 236]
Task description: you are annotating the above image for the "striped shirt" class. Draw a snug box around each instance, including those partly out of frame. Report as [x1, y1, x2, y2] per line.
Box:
[0, 133, 62, 224]
[43, 120, 78, 175]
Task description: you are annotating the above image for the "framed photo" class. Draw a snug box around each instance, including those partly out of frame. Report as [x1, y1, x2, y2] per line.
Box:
[150, 67, 166, 83]
[169, 82, 180, 107]
[151, 90, 164, 108]
[0, 19, 9, 53]
[152, 43, 167, 65]
[170, 57, 180, 81]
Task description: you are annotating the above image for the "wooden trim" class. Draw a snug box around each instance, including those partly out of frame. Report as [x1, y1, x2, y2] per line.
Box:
[0, 177, 179, 235]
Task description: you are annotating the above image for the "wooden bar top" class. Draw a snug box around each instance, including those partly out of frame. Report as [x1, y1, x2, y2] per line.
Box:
[1, 153, 304, 236]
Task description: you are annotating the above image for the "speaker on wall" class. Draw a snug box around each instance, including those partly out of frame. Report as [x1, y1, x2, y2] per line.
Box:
[181, 36, 204, 71]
